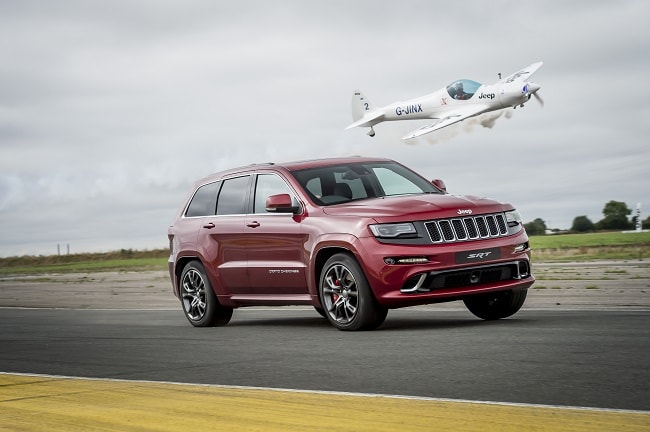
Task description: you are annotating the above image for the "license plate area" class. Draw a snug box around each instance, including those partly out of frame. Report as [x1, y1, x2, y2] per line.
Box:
[455, 247, 500, 264]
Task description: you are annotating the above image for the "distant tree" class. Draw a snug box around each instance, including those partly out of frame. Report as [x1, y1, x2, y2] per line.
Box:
[597, 200, 633, 230]
[571, 215, 595, 233]
[643, 216, 650, 230]
[524, 218, 547, 235]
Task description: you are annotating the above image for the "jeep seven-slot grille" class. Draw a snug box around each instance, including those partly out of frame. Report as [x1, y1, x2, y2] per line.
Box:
[425, 213, 508, 243]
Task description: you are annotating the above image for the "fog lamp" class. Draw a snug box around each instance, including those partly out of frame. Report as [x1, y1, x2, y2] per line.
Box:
[513, 242, 528, 253]
[384, 257, 429, 265]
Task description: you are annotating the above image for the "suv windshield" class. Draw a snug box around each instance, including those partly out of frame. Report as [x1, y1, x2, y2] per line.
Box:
[292, 161, 441, 205]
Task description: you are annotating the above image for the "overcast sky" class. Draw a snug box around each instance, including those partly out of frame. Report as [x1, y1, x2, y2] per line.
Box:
[1, 1, 648, 257]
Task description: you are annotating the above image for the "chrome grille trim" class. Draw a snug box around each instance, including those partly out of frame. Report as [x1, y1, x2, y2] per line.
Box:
[400, 260, 531, 293]
[424, 213, 509, 243]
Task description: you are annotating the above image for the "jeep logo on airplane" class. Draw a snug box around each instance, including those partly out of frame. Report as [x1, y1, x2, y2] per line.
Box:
[478, 92, 495, 100]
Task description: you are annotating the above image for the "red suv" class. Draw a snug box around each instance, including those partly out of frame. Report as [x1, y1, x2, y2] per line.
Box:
[168, 157, 534, 330]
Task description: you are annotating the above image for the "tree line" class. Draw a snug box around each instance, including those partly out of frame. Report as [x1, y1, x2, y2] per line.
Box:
[524, 200, 648, 235]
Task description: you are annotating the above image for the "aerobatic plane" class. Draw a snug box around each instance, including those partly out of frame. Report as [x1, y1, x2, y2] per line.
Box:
[345, 61, 543, 140]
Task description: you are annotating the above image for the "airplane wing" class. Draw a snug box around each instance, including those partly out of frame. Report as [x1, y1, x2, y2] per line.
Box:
[500, 61, 543, 84]
[401, 109, 479, 140]
[345, 110, 384, 129]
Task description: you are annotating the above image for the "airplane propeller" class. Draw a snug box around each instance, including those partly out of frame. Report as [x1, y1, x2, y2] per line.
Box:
[523, 83, 543, 107]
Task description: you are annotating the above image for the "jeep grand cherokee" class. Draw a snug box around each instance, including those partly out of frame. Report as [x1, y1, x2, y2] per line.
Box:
[168, 157, 534, 330]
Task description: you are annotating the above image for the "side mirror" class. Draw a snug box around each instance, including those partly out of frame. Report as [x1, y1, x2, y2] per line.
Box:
[265, 194, 300, 214]
[432, 179, 447, 194]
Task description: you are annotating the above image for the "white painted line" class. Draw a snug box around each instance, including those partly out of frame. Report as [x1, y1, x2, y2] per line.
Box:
[2, 371, 648, 415]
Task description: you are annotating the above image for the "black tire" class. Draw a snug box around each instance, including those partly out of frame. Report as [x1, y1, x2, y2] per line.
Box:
[314, 306, 327, 318]
[319, 253, 387, 331]
[179, 261, 233, 327]
[463, 289, 528, 320]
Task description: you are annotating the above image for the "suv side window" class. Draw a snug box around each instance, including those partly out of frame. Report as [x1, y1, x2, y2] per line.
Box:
[185, 181, 221, 217]
[216, 176, 250, 215]
[254, 174, 295, 213]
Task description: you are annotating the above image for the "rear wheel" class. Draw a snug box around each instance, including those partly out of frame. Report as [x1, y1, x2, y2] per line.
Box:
[463, 289, 527, 320]
[319, 253, 387, 331]
[180, 261, 233, 327]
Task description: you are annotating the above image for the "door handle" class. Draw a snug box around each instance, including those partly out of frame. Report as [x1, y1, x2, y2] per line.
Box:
[202, 222, 215, 229]
[246, 221, 260, 228]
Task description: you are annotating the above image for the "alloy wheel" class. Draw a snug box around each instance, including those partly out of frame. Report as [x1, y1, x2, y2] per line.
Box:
[322, 263, 359, 324]
[181, 268, 207, 321]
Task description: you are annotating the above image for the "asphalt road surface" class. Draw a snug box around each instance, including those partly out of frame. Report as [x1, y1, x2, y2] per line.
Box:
[0, 261, 649, 412]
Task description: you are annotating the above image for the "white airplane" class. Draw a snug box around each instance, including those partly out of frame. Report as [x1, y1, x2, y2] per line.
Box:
[345, 61, 543, 140]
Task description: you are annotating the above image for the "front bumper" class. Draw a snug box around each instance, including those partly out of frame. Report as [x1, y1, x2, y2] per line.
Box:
[355, 231, 534, 308]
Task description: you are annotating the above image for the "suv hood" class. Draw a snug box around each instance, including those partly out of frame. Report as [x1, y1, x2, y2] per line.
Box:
[321, 194, 512, 221]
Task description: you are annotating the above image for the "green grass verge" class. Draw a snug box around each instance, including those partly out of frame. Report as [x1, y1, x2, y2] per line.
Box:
[0, 258, 168, 275]
[530, 231, 649, 262]
[529, 231, 650, 249]
[0, 249, 168, 276]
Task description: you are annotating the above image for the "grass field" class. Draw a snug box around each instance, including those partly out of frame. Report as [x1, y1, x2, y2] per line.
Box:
[0, 249, 168, 275]
[529, 231, 650, 248]
[1, 232, 648, 275]
[530, 231, 650, 261]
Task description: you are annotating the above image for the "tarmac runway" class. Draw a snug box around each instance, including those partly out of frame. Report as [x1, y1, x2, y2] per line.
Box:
[1, 260, 648, 311]
[1, 261, 649, 430]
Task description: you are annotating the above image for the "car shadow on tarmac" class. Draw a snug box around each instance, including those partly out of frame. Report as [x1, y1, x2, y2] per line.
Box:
[225, 310, 534, 332]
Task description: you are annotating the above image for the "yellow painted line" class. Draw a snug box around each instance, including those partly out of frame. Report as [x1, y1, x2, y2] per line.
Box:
[0, 373, 648, 432]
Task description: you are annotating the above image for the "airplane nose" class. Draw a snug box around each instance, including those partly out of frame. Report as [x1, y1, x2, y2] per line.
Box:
[524, 82, 541, 94]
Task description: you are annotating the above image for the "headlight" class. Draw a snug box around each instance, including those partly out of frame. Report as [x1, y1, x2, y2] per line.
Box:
[369, 223, 417, 238]
[505, 210, 522, 227]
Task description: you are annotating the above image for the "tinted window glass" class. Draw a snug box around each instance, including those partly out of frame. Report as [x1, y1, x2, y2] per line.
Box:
[254, 174, 294, 213]
[216, 176, 250, 215]
[373, 167, 423, 195]
[305, 177, 322, 198]
[185, 181, 221, 217]
[293, 161, 440, 206]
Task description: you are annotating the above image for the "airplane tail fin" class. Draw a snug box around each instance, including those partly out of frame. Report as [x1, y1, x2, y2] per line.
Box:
[351, 90, 373, 121]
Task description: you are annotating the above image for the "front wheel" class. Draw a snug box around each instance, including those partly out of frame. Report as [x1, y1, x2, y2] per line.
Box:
[463, 289, 528, 320]
[319, 253, 387, 331]
[180, 261, 233, 327]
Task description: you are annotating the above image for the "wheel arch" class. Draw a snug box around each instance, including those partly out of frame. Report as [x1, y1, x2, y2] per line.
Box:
[173, 255, 201, 296]
[317, 249, 387, 331]
[312, 247, 354, 299]
[312, 245, 375, 305]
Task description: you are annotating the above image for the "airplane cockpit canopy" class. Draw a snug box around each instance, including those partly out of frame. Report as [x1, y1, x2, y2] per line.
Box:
[446, 79, 482, 100]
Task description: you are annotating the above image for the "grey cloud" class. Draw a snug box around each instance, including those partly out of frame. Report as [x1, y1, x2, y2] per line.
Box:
[1, 1, 649, 256]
